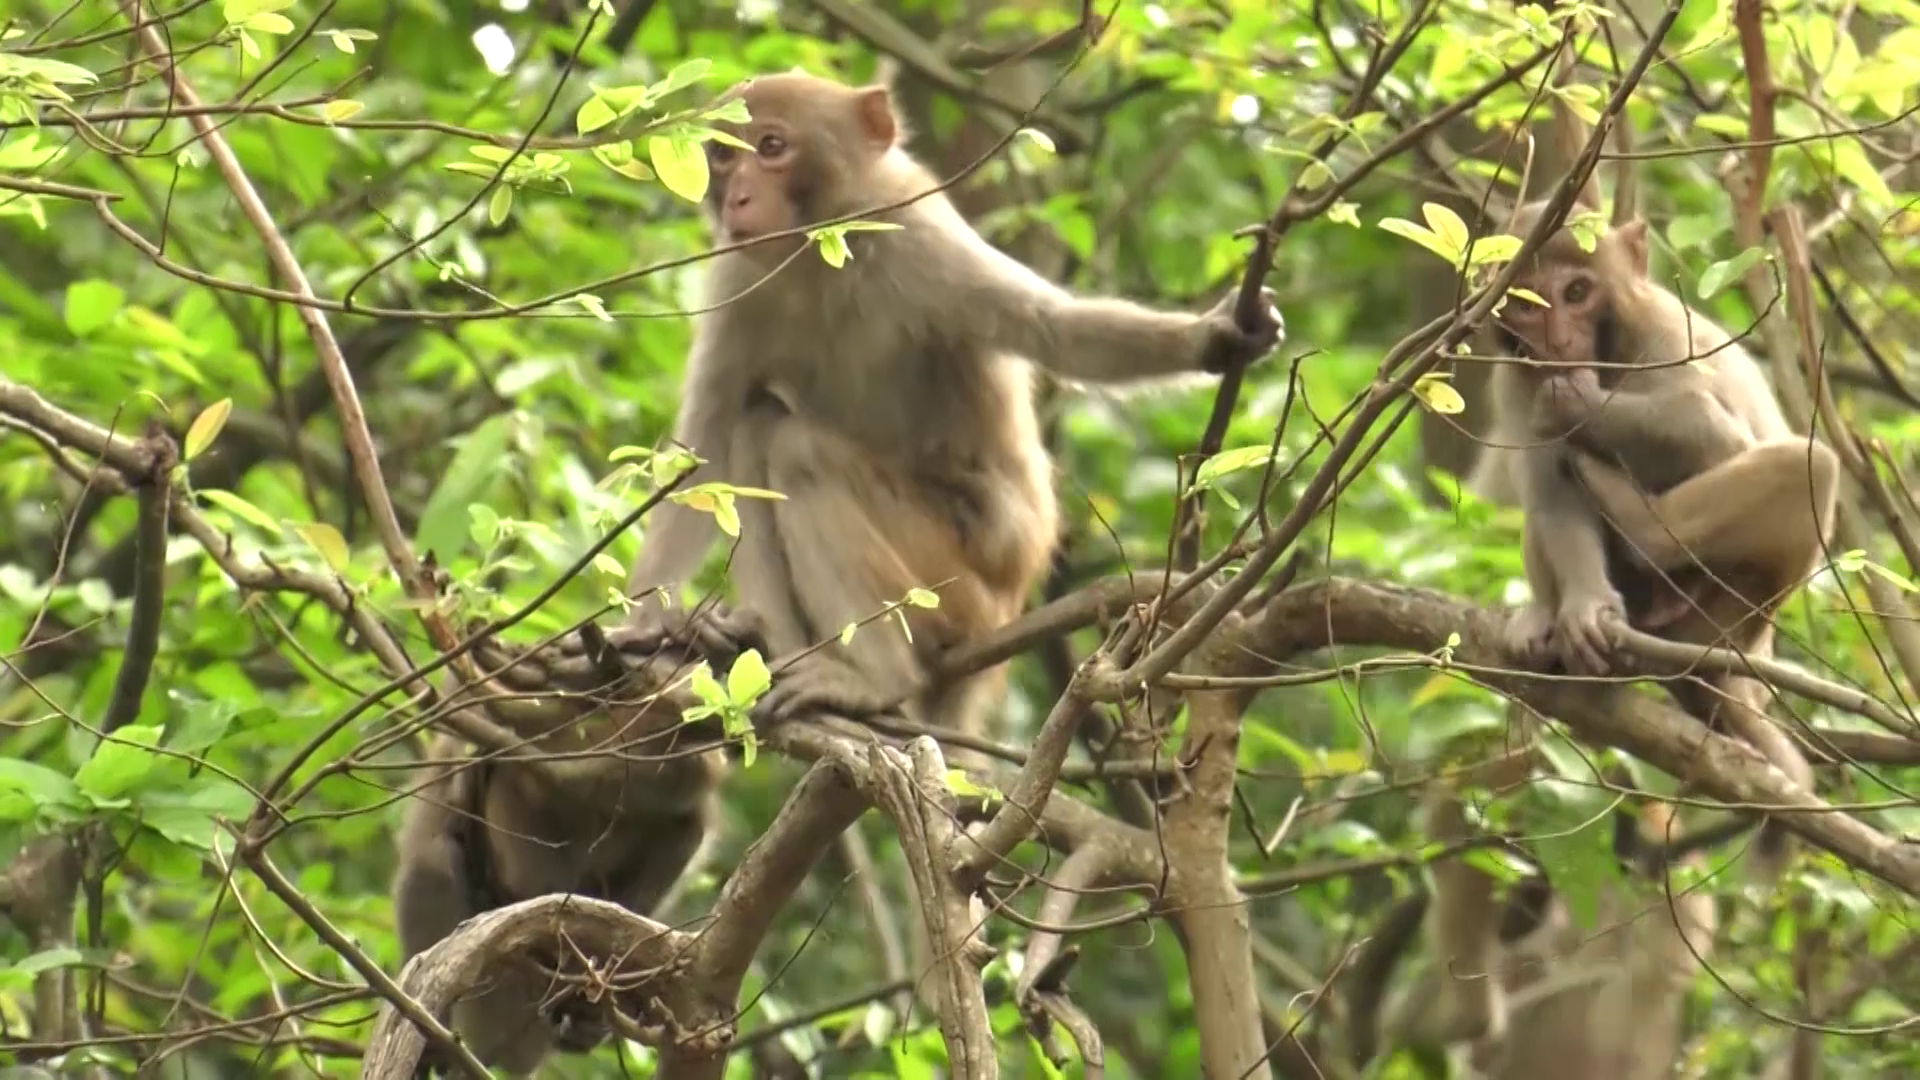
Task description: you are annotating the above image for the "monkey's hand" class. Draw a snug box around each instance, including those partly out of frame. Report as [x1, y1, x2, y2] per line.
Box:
[605, 602, 769, 669]
[1503, 601, 1559, 670]
[1198, 286, 1286, 374]
[1553, 587, 1627, 676]
[754, 652, 895, 726]
[1532, 367, 1605, 431]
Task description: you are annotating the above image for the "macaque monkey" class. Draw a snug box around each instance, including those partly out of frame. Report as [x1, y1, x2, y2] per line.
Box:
[1467, 172, 1839, 876]
[1352, 793, 1720, 1079]
[391, 629, 745, 1075]
[623, 71, 1285, 740]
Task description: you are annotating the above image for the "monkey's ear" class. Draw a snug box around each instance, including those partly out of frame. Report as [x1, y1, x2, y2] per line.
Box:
[854, 86, 898, 150]
[1615, 219, 1650, 277]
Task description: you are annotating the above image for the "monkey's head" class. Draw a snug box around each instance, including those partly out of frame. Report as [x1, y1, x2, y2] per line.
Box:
[1493, 202, 1652, 370]
[703, 72, 904, 253]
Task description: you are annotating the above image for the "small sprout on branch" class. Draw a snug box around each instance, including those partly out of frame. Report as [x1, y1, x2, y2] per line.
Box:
[684, 649, 772, 766]
[807, 221, 906, 268]
[324, 28, 379, 54]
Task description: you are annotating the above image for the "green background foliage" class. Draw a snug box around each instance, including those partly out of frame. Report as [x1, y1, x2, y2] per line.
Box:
[1, 0, 1917, 1077]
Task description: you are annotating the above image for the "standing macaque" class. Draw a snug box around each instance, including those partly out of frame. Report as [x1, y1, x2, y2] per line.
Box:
[624, 71, 1285, 739]
[391, 628, 749, 1075]
[1468, 170, 1838, 876]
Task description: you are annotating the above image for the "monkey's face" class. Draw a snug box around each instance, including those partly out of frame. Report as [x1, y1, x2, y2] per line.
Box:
[1495, 260, 1612, 368]
[703, 76, 900, 256]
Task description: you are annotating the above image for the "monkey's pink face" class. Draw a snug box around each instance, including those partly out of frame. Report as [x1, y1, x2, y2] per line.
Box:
[1498, 262, 1609, 368]
[706, 127, 808, 243]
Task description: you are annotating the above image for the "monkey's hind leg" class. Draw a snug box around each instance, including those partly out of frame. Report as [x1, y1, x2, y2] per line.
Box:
[1571, 441, 1839, 589]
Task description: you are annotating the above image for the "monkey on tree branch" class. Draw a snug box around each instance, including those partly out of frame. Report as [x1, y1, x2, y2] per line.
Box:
[391, 69, 1284, 1076]
[624, 71, 1286, 743]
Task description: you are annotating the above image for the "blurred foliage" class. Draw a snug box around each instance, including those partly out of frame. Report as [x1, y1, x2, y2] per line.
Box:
[1, 0, 1917, 1077]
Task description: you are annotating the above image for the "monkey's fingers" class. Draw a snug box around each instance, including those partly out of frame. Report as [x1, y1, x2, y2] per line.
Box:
[1503, 603, 1559, 671]
[754, 656, 892, 726]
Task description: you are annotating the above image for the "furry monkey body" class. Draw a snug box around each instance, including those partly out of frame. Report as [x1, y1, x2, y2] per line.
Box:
[1470, 191, 1838, 874]
[628, 73, 1284, 736]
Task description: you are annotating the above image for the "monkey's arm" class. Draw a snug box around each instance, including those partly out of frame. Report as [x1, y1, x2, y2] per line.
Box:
[624, 353, 738, 616]
[1519, 451, 1626, 674]
[1543, 369, 1750, 474]
[943, 234, 1282, 381]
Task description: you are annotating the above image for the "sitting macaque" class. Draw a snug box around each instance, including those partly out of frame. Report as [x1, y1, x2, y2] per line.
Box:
[391, 625, 750, 1075]
[1351, 792, 1720, 1080]
[623, 71, 1286, 740]
[1468, 168, 1839, 876]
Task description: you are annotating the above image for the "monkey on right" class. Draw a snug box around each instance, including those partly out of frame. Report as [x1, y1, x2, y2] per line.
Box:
[1468, 174, 1840, 879]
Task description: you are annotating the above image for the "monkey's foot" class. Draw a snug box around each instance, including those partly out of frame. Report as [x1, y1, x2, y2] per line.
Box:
[1553, 589, 1626, 677]
[1502, 603, 1559, 671]
[754, 654, 894, 725]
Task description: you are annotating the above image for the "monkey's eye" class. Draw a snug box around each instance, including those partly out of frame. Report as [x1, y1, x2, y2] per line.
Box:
[709, 143, 738, 166]
[757, 133, 789, 158]
[1562, 278, 1593, 304]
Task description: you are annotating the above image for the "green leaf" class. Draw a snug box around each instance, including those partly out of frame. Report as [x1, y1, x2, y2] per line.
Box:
[222, 0, 295, 20]
[487, 184, 513, 226]
[726, 649, 771, 703]
[75, 725, 165, 802]
[0, 758, 84, 822]
[319, 99, 364, 124]
[815, 229, 851, 267]
[648, 134, 709, 202]
[414, 414, 516, 561]
[1665, 214, 1720, 251]
[1697, 246, 1765, 299]
[293, 522, 351, 572]
[197, 489, 284, 534]
[183, 397, 232, 461]
[12, 948, 83, 977]
[244, 12, 294, 34]
[655, 58, 712, 98]
[1421, 202, 1471, 255]
[905, 587, 940, 609]
[577, 95, 617, 135]
[1463, 234, 1524, 266]
[1192, 446, 1281, 492]
[1378, 216, 1461, 265]
[163, 699, 240, 753]
[1016, 127, 1056, 154]
[1413, 372, 1466, 414]
[64, 280, 125, 337]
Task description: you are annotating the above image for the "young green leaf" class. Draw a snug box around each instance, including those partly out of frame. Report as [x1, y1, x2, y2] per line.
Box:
[726, 649, 772, 703]
[320, 99, 364, 124]
[183, 397, 233, 461]
[1697, 246, 1765, 299]
[487, 184, 513, 226]
[63, 280, 125, 337]
[1378, 217, 1462, 265]
[198, 489, 284, 534]
[649, 134, 709, 202]
[1412, 372, 1466, 415]
[1421, 202, 1471, 255]
[294, 522, 351, 572]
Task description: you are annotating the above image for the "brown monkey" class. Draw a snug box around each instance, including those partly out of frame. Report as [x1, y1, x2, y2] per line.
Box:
[1352, 794, 1721, 1079]
[392, 629, 747, 1075]
[623, 71, 1285, 739]
[1468, 181, 1838, 875]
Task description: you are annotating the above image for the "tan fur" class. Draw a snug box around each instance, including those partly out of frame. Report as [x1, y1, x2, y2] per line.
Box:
[625, 72, 1282, 736]
[391, 658, 727, 1075]
[1472, 194, 1838, 878]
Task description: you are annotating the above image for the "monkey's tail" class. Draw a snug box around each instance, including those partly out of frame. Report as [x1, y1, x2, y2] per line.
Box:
[1346, 889, 1430, 1069]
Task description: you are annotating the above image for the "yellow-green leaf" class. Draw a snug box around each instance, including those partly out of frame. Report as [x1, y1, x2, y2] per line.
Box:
[1378, 217, 1461, 265]
[320, 99, 364, 124]
[1412, 373, 1466, 415]
[198, 489, 283, 534]
[1421, 202, 1471, 255]
[648, 135, 709, 202]
[294, 522, 351, 572]
[244, 12, 294, 34]
[184, 398, 233, 461]
[577, 95, 617, 135]
[905, 588, 940, 609]
[487, 184, 513, 226]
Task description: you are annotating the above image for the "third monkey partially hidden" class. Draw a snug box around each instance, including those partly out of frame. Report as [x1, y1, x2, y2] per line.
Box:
[1469, 178, 1839, 874]
[625, 72, 1285, 737]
